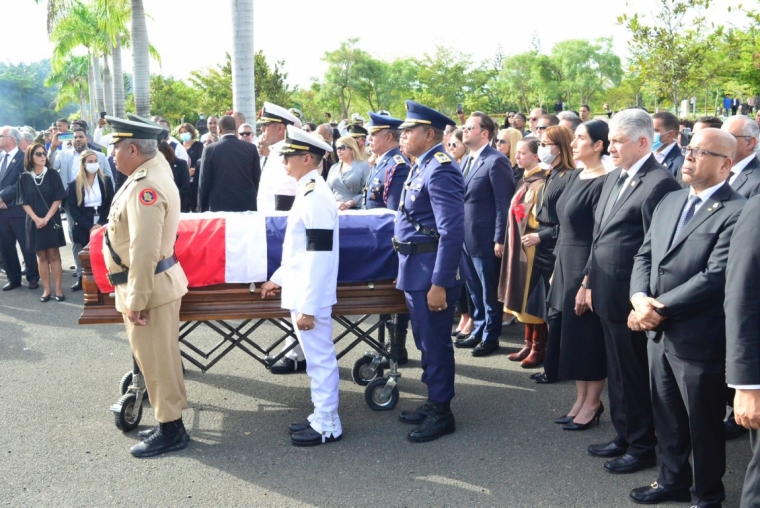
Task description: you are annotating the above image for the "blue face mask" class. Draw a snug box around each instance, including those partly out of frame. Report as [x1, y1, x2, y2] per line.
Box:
[652, 133, 663, 151]
[180, 132, 192, 143]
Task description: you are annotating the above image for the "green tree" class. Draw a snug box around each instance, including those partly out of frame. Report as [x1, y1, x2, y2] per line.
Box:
[550, 38, 623, 108]
[147, 75, 200, 126]
[0, 60, 73, 129]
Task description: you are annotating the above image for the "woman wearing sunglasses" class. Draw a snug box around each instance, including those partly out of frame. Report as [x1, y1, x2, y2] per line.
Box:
[326, 136, 370, 211]
[18, 143, 67, 302]
[496, 127, 524, 181]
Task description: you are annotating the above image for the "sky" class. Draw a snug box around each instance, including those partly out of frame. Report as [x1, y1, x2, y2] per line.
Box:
[1, 0, 746, 89]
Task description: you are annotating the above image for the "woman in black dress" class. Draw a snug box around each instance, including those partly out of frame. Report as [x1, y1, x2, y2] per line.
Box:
[17, 143, 67, 302]
[548, 120, 610, 430]
[179, 123, 204, 212]
[517, 126, 575, 373]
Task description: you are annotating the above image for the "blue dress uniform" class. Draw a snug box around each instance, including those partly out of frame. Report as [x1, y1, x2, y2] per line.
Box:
[394, 101, 465, 442]
[364, 112, 412, 363]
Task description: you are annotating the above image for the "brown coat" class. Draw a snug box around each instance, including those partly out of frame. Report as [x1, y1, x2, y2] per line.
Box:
[498, 167, 549, 323]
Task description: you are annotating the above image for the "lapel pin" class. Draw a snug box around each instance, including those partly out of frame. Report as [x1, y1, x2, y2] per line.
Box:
[630, 180, 637, 187]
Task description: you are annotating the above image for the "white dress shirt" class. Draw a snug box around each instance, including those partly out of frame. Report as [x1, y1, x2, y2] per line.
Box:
[616, 153, 650, 200]
[653, 141, 677, 165]
[729, 153, 757, 185]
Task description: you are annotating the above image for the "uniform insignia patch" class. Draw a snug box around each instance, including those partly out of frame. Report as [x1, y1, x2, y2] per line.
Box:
[134, 168, 148, 180]
[434, 152, 452, 164]
[139, 188, 157, 206]
[394, 154, 406, 165]
[304, 179, 316, 196]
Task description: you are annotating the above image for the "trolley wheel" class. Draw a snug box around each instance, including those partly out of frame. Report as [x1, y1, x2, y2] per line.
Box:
[365, 377, 399, 411]
[352, 355, 384, 386]
[119, 371, 133, 395]
[114, 393, 143, 431]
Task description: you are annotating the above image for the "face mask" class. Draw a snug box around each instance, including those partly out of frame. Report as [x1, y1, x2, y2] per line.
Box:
[652, 133, 663, 151]
[85, 162, 99, 174]
[199, 115, 205, 120]
[537, 145, 557, 165]
[180, 132, 192, 143]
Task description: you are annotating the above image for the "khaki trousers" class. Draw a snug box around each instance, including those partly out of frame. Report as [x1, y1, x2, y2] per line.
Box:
[123, 298, 187, 423]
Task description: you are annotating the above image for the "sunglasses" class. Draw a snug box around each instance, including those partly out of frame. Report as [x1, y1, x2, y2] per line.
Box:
[240, 132, 253, 137]
[447, 142, 459, 148]
[33, 152, 47, 157]
[462, 125, 479, 132]
[336, 145, 347, 151]
[536, 125, 548, 131]
[496, 139, 508, 145]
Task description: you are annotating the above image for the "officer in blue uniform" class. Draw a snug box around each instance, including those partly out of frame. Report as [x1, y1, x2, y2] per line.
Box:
[394, 100, 465, 442]
[364, 111, 412, 364]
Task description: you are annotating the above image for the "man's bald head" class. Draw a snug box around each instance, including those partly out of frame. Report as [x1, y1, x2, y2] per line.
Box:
[682, 128, 736, 191]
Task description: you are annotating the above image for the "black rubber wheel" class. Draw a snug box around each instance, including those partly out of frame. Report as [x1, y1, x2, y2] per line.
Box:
[352, 355, 383, 386]
[365, 377, 399, 411]
[119, 371, 133, 396]
[114, 393, 143, 431]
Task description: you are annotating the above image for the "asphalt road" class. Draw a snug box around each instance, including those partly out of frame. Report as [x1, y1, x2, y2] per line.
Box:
[0, 242, 752, 507]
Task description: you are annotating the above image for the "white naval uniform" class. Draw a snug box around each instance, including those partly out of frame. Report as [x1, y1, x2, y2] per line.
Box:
[256, 139, 298, 212]
[270, 169, 341, 435]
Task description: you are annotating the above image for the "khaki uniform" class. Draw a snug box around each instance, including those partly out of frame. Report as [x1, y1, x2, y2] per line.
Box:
[105, 155, 189, 422]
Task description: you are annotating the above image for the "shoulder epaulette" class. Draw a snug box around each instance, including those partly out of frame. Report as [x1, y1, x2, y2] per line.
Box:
[303, 179, 315, 196]
[134, 168, 148, 181]
[394, 154, 407, 165]
[434, 152, 452, 164]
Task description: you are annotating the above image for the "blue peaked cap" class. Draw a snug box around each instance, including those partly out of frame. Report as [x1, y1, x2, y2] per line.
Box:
[398, 100, 456, 131]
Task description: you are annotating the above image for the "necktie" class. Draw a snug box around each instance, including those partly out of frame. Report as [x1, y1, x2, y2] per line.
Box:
[462, 157, 473, 178]
[0, 154, 7, 182]
[674, 195, 701, 240]
[601, 171, 630, 222]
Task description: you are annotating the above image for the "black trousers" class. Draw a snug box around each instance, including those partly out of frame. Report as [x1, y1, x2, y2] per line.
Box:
[0, 215, 39, 284]
[648, 339, 725, 506]
[601, 319, 656, 457]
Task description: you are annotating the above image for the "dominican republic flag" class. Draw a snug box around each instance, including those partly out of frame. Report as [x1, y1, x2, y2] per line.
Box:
[89, 209, 398, 294]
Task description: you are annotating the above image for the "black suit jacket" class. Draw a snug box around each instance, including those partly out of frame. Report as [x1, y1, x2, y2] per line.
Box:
[198, 135, 261, 212]
[660, 144, 685, 177]
[586, 155, 681, 321]
[726, 195, 760, 385]
[730, 155, 760, 198]
[0, 150, 27, 219]
[67, 175, 114, 246]
[461, 145, 514, 257]
[631, 183, 745, 362]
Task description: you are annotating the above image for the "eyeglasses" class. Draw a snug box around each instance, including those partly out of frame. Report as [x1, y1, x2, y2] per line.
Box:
[33, 152, 46, 157]
[462, 125, 482, 132]
[536, 125, 548, 131]
[681, 146, 728, 159]
[240, 132, 253, 137]
[496, 139, 508, 145]
[447, 142, 459, 148]
[336, 145, 347, 151]
[539, 142, 557, 148]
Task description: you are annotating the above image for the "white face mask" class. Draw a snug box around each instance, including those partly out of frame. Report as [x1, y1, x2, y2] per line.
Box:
[537, 145, 557, 165]
[85, 162, 100, 174]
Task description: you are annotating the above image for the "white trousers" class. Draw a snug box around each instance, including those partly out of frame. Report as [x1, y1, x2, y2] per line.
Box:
[290, 307, 340, 426]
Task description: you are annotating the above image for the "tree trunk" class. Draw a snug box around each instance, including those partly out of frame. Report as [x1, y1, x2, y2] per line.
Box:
[112, 36, 126, 118]
[230, 0, 255, 121]
[87, 54, 97, 127]
[131, 0, 151, 117]
[79, 88, 87, 122]
[103, 53, 114, 116]
[92, 53, 105, 114]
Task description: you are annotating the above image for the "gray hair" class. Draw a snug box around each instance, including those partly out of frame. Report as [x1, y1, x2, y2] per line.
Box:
[610, 109, 653, 148]
[238, 123, 254, 132]
[557, 111, 579, 121]
[725, 115, 760, 153]
[1, 126, 21, 145]
[129, 139, 158, 157]
[19, 129, 35, 144]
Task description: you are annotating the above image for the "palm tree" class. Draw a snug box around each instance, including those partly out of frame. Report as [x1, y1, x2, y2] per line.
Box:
[46, 55, 90, 117]
[130, 0, 151, 116]
[93, 0, 130, 116]
[231, 0, 255, 120]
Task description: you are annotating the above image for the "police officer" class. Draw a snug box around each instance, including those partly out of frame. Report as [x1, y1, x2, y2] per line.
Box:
[104, 116, 189, 457]
[260, 126, 342, 446]
[346, 123, 370, 155]
[365, 111, 412, 364]
[394, 101, 465, 442]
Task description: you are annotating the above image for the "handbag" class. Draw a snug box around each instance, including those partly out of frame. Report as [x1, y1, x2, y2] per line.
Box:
[33, 178, 66, 245]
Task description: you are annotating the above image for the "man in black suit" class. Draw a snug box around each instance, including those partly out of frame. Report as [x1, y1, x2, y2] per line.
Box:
[723, 115, 760, 198]
[454, 112, 514, 356]
[584, 109, 681, 474]
[652, 112, 685, 177]
[198, 115, 261, 213]
[626, 128, 743, 506]
[733, 97, 741, 116]
[725, 194, 760, 508]
[0, 127, 39, 290]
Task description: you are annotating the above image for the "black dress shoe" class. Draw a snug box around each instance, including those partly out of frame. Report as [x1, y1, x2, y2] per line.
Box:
[40, 295, 51, 303]
[534, 372, 558, 384]
[2, 282, 20, 291]
[605, 453, 657, 474]
[529, 371, 544, 380]
[291, 426, 342, 446]
[130, 420, 189, 458]
[71, 277, 82, 291]
[138, 424, 190, 442]
[726, 417, 749, 440]
[630, 481, 691, 504]
[288, 419, 311, 434]
[554, 414, 575, 425]
[269, 357, 307, 374]
[588, 440, 627, 458]
[562, 403, 604, 431]
[54, 294, 65, 302]
[28, 281, 39, 290]
[408, 401, 455, 442]
[380, 345, 409, 367]
[454, 335, 480, 349]
[399, 401, 433, 425]
[471, 341, 499, 357]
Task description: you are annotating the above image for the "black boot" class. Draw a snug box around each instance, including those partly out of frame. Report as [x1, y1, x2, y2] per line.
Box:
[381, 329, 408, 367]
[408, 400, 455, 442]
[71, 276, 82, 292]
[130, 419, 189, 457]
[399, 400, 434, 425]
[138, 423, 190, 442]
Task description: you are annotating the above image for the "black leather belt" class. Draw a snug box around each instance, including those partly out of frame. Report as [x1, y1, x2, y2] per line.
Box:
[392, 237, 438, 255]
[107, 254, 178, 286]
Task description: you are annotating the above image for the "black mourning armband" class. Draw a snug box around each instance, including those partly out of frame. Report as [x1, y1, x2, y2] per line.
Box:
[305, 229, 333, 251]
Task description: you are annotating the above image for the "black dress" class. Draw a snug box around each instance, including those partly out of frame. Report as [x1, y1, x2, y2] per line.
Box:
[185, 141, 204, 212]
[547, 170, 607, 381]
[17, 170, 67, 252]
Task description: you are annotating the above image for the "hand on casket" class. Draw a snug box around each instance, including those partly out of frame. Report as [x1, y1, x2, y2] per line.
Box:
[260, 280, 281, 299]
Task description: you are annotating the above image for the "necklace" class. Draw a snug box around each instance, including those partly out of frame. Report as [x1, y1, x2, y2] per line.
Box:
[582, 165, 605, 175]
[32, 168, 47, 186]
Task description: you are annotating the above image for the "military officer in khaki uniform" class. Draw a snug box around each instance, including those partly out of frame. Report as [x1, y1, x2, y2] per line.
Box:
[104, 116, 190, 458]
